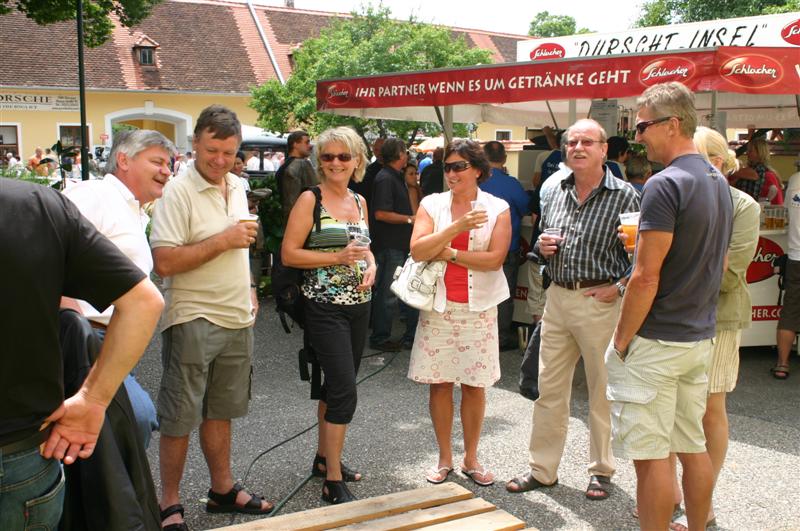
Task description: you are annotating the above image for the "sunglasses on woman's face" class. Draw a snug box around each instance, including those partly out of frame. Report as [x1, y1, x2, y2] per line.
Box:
[320, 153, 353, 162]
[444, 161, 471, 173]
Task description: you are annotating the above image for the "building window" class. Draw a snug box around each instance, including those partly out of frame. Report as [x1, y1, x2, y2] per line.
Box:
[495, 130, 511, 141]
[59, 125, 89, 147]
[139, 47, 154, 65]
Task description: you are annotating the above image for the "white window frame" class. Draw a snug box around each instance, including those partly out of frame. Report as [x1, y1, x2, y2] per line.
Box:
[55, 122, 93, 149]
[495, 129, 512, 141]
[139, 47, 154, 66]
[0, 123, 22, 159]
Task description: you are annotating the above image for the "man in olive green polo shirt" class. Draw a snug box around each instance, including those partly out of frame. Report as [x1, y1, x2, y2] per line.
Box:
[150, 105, 270, 528]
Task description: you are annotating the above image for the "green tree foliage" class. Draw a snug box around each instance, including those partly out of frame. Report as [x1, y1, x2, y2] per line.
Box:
[249, 6, 492, 147]
[0, 0, 162, 46]
[528, 11, 592, 37]
[636, 0, 800, 27]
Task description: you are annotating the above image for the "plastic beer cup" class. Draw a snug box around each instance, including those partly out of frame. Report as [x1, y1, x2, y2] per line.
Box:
[619, 212, 640, 253]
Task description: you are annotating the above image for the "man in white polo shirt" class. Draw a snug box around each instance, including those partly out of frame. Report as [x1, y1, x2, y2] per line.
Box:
[62, 129, 175, 449]
[150, 105, 270, 530]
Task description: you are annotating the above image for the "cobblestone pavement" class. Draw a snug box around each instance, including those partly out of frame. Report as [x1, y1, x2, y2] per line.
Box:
[134, 303, 800, 530]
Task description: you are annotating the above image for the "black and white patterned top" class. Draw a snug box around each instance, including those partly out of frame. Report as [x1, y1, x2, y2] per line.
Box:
[540, 168, 640, 284]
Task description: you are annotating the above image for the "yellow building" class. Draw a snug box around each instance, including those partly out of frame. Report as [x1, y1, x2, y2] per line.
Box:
[0, 0, 527, 161]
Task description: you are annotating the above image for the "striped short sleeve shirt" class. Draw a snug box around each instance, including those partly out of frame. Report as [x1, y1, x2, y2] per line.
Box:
[541, 169, 640, 284]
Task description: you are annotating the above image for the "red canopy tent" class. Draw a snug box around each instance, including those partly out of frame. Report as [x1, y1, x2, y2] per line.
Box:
[317, 46, 800, 131]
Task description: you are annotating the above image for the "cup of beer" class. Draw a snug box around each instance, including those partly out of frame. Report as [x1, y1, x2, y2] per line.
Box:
[619, 212, 640, 253]
[543, 227, 563, 251]
[239, 213, 259, 224]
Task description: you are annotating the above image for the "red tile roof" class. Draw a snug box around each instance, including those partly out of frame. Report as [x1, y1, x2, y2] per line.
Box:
[0, 0, 530, 93]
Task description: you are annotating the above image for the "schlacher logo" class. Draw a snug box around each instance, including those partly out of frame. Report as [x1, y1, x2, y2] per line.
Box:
[720, 55, 782, 88]
[325, 82, 352, 106]
[746, 237, 784, 284]
[530, 43, 565, 61]
[781, 18, 800, 46]
[639, 58, 695, 86]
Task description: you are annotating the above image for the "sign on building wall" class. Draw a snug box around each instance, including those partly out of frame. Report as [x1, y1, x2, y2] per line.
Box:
[518, 12, 800, 61]
[0, 93, 79, 112]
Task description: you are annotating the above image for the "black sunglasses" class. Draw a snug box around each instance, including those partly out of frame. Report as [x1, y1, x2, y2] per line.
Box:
[444, 161, 472, 173]
[320, 153, 353, 162]
[635, 116, 674, 135]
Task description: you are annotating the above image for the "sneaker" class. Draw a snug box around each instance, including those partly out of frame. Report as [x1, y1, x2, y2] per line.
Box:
[369, 339, 402, 352]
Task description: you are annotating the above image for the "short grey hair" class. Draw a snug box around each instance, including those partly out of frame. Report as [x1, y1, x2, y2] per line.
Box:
[636, 82, 697, 138]
[106, 129, 176, 174]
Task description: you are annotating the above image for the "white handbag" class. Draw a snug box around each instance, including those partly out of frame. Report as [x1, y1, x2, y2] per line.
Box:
[390, 257, 445, 311]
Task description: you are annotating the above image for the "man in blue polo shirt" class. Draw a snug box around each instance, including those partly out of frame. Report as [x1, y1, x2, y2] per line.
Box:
[481, 141, 532, 350]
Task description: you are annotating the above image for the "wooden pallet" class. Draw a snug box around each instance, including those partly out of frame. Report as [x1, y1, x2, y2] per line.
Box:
[215, 482, 533, 531]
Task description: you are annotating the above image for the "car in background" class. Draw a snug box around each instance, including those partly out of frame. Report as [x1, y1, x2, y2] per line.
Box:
[240, 135, 287, 179]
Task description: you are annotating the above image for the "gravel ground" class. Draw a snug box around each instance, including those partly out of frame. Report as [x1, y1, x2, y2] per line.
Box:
[134, 301, 800, 530]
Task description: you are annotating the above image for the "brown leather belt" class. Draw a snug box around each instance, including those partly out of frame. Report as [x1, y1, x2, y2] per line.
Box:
[553, 279, 612, 290]
[1, 425, 52, 455]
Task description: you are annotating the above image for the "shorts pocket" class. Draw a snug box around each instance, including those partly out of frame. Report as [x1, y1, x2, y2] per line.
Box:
[607, 383, 658, 449]
[24, 465, 65, 531]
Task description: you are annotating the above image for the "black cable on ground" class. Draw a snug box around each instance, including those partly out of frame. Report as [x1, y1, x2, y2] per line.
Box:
[228, 348, 402, 524]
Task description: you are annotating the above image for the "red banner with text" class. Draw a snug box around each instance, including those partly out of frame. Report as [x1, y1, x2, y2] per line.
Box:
[317, 47, 800, 110]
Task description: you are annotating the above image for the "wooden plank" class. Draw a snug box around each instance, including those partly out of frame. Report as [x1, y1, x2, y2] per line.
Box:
[421, 510, 526, 531]
[333, 498, 496, 531]
[215, 483, 474, 531]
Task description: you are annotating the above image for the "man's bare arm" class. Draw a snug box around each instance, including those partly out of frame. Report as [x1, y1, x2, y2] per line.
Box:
[153, 222, 256, 277]
[613, 230, 673, 352]
[43, 278, 164, 464]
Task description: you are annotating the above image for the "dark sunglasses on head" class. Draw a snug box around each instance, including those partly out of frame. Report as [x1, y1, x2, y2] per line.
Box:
[635, 116, 674, 135]
[320, 153, 353, 162]
[444, 161, 472, 173]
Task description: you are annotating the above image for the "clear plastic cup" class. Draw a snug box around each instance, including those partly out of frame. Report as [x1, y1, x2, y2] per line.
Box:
[470, 200, 487, 212]
[543, 227, 563, 249]
[239, 213, 259, 224]
[619, 212, 640, 252]
[349, 233, 370, 271]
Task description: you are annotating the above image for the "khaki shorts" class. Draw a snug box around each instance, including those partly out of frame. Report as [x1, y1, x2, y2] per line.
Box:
[707, 329, 742, 394]
[605, 335, 712, 460]
[157, 318, 253, 437]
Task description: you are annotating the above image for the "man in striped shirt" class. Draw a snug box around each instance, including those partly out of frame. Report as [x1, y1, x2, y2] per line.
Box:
[507, 118, 639, 501]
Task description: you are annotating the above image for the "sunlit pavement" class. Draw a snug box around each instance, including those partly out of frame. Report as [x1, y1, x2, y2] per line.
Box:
[133, 299, 800, 530]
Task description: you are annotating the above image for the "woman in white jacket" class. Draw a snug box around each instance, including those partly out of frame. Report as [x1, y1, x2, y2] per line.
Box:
[407, 139, 511, 487]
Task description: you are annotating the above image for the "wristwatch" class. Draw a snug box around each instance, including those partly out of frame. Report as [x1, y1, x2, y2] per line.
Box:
[449, 248, 458, 262]
[406, 217, 413, 224]
[615, 281, 626, 297]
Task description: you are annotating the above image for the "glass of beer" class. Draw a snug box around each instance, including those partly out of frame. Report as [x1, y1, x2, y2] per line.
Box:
[619, 212, 640, 253]
[239, 213, 259, 224]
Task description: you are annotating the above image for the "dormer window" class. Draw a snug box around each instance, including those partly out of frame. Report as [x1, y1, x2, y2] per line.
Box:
[139, 47, 154, 65]
[133, 34, 160, 67]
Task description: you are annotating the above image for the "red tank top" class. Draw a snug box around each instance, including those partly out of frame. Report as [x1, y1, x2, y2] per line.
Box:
[444, 230, 470, 302]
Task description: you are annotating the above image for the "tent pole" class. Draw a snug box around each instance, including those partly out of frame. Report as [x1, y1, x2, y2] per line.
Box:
[568, 100, 576, 127]
[710, 90, 718, 131]
[545, 101, 558, 129]
[443, 106, 453, 143]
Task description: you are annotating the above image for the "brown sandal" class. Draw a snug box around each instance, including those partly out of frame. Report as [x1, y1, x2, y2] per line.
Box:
[771, 364, 790, 379]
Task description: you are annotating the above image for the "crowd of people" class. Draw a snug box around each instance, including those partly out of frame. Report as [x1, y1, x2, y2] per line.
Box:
[1, 80, 797, 531]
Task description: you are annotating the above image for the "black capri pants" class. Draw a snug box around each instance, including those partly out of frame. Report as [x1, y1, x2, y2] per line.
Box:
[303, 297, 370, 424]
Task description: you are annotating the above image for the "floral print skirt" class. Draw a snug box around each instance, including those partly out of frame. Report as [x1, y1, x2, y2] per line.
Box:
[407, 301, 500, 387]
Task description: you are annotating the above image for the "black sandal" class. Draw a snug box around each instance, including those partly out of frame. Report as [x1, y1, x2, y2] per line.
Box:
[206, 482, 274, 515]
[585, 475, 612, 501]
[505, 471, 558, 493]
[160, 504, 189, 531]
[312, 454, 362, 482]
[322, 479, 356, 504]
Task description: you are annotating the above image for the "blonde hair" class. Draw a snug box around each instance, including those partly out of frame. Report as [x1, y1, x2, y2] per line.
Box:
[315, 126, 368, 183]
[694, 126, 736, 175]
[747, 137, 771, 166]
